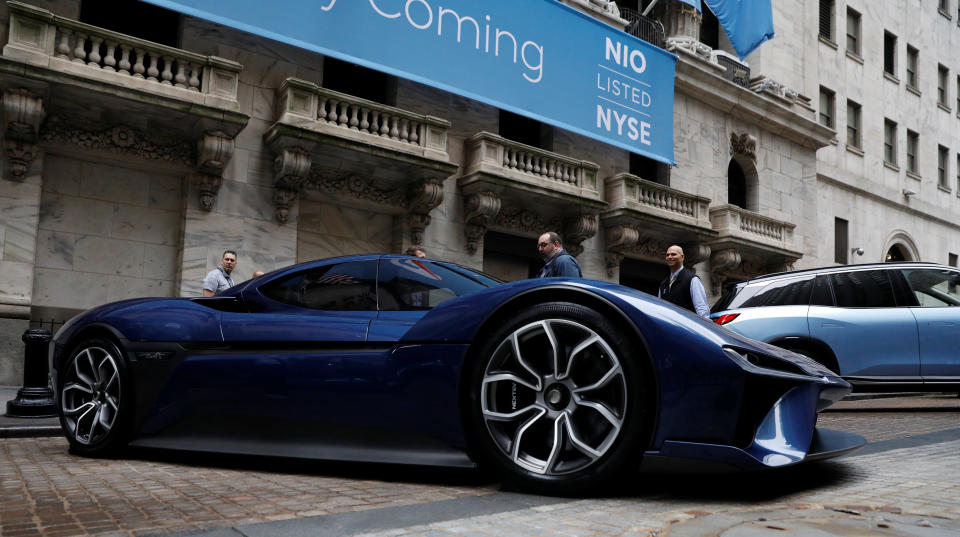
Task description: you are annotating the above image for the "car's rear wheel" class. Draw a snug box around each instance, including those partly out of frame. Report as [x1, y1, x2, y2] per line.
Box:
[58, 337, 132, 456]
[464, 302, 652, 493]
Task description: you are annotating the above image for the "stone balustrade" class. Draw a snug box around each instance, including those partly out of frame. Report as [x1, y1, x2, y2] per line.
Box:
[461, 131, 600, 199]
[276, 78, 449, 160]
[605, 173, 710, 227]
[3, 1, 241, 109]
[709, 204, 795, 249]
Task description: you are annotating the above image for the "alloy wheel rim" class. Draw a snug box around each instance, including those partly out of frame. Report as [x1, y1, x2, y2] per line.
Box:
[481, 319, 627, 476]
[61, 346, 121, 445]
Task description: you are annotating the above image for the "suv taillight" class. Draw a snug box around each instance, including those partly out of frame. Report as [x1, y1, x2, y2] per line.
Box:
[714, 313, 740, 325]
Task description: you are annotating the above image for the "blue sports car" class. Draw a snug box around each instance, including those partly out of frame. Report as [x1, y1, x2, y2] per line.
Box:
[52, 255, 864, 493]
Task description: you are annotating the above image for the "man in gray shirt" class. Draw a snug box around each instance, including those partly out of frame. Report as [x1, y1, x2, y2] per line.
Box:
[202, 250, 237, 296]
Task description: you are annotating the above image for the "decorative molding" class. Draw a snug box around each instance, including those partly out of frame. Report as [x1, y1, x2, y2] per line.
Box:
[40, 116, 193, 165]
[272, 147, 312, 223]
[306, 169, 407, 207]
[407, 213, 431, 245]
[194, 131, 235, 210]
[492, 205, 561, 237]
[730, 132, 757, 161]
[463, 191, 501, 254]
[683, 243, 712, 266]
[3, 89, 45, 181]
[625, 236, 671, 260]
[604, 251, 624, 278]
[563, 214, 597, 257]
[709, 248, 742, 295]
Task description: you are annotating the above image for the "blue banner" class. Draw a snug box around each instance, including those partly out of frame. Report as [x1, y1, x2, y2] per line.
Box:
[678, 0, 702, 9]
[144, 0, 676, 165]
[704, 0, 775, 60]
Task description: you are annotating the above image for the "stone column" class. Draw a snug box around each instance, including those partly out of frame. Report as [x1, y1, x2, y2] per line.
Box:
[660, 0, 701, 40]
[0, 89, 45, 385]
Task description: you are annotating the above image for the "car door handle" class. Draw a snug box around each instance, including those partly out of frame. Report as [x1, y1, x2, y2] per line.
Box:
[928, 321, 954, 326]
[820, 321, 844, 328]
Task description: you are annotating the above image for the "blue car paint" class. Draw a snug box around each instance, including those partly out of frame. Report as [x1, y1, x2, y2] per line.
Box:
[52, 255, 861, 473]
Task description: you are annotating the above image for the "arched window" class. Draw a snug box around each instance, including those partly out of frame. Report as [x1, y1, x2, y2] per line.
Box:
[885, 244, 909, 262]
[728, 159, 747, 209]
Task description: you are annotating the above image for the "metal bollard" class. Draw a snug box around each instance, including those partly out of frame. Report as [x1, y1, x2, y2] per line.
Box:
[5, 328, 56, 418]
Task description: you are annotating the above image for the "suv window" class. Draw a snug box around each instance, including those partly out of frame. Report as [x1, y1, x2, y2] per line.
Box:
[827, 269, 897, 308]
[719, 275, 815, 310]
[377, 258, 496, 310]
[259, 261, 377, 311]
[900, 268, 960, 307]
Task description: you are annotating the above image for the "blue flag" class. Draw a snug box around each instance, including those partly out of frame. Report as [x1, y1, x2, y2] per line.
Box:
[704, 0, 775, 60]
[676, 0, 702, 8]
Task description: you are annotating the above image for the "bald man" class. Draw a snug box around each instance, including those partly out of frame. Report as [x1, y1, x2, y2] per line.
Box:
[658, 245, 709, 318]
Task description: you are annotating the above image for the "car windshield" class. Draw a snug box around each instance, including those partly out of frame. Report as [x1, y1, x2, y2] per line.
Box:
[377, 258, 501, 310]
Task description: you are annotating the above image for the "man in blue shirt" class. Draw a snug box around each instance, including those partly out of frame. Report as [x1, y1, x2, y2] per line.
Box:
[536, 231, 582, 278]
[657, 245, 710, 318]
[202, 250, 237, 296]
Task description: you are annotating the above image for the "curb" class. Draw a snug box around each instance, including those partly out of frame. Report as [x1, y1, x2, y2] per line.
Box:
[0, 424, 62, 438]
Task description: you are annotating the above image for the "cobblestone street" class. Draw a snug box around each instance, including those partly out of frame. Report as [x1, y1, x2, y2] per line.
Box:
[1, 394, 958, 537]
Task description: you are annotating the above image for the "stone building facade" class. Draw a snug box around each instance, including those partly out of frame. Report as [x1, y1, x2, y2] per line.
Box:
[0, 0, 951, 384]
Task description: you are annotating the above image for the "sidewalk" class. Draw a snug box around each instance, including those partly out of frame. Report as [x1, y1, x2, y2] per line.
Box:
[0, 385, 62, 438]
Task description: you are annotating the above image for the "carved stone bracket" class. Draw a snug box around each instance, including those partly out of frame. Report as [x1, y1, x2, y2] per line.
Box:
[195, 131, 235, 210]
[604, 225, 639, 276]
[3, 89, 45, 181]
[272, 147, 312, 223]
[407, 180, 444, 244]
[194, 173, 224, 211]
[710, 248, 742, 296]
[683, 243, 712, 266]
[563, 215, 598, 257]
[730, 132, 757, 161]
[463, 191, 501, 254]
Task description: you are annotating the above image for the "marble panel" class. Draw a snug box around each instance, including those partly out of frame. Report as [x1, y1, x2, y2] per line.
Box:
[35, 230, 74, 270]
[41, 155, 81, 196]
[0, 260, 33, 302]
[39, 194, 114, 236]
[252, 86, 275, 122]
[143, 243, 179, 281]
[111, 204, 180, 245]
[2, 219, 35, 263]
[0, 317, 30, 386]
[148, 175, 185, 211]
[81, 161, 152, 206]
[234, 117, 272, 153]
[367, 213, 394, 243]
[33, 268, 110, 310]
[217, 180, 274, 221]
[107, 275, 175, 302]
[74, 236, 145, 278]
[224, 148, 251, 185]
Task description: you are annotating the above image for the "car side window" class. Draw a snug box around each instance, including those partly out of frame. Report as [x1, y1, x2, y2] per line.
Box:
[377, 258, 493, 310]
[827, 270, 897, 308]
[810, 275, 834, 306]
[737, 275, 815, 308]
[259, 261, 377, 311]
[900, 268, 960, 307]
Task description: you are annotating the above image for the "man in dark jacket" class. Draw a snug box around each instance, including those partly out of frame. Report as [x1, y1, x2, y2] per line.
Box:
[536, 231, 582, 278]
[658, 244, 709, 318]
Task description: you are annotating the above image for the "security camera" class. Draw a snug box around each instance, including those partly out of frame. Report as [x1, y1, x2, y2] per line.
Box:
[851, 247, 864, 256]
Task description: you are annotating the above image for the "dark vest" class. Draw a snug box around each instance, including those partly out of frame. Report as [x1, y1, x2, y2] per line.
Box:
[659, 268, 696, 312]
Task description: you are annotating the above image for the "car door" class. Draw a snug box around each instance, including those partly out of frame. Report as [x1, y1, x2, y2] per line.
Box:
[807, 269, 920, 380]
[899, 267, 960, 381]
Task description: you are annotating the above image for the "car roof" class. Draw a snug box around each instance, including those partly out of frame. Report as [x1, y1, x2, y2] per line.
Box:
[732, 261, 955, 286]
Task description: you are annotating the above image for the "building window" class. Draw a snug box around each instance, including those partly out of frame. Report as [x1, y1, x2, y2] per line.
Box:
[846, 8, 861, 55]
[906, 130, 919, 174]
[939, 65, 950, 107]
[957, 153, 960, 192]
[322, 57, 396, 106]
[884, 119, 898, 165]
[630, 153, 670, 186]
[79, 0, 180, 47]
[957, 75, 960, 112]
[950, 253, 958, 268]
[939, 146, 950, 188]
[499, 110, 553, 151]
[846, 100, 861, 149]
[883, 32, 897, 76]
[819, 87, 835, 128]
[906, 45, 919, 88]
[699, 3, 719, 49]
[835, 217, 849, 264]
[819, 0, 835, 41]
[940, 0, 949, 13]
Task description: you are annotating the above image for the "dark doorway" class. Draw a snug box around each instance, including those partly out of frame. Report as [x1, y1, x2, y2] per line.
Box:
[483, 231, 542, 282]
[80, 0, 180, 47]
[728, 159, 747, 209]
[630, 153, 670, 185]
[885, 244, 908, 262]
[699, 4, 720, 49]
[620, 257, 665, 296]
[322, 56, 395, 106]
[499, 110, 553, 151]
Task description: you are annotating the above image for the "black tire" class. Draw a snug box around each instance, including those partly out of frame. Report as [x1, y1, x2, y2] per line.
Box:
[57, 337, 133, 456]
[463, 302, 653, 494]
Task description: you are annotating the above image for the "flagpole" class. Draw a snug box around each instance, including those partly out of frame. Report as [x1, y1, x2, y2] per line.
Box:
[642, 0, 659, 16]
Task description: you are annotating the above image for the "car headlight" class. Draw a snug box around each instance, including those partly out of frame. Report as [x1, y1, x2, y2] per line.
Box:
[723, 346, 826, 382]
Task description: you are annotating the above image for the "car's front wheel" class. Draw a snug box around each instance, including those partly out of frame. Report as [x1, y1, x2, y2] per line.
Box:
[57, 337, 132, 456]
[464, 302, 652, 493]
